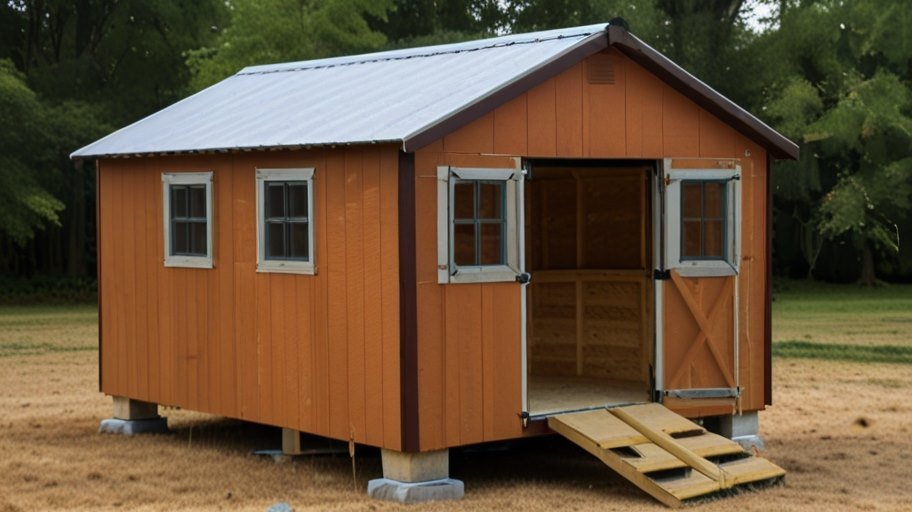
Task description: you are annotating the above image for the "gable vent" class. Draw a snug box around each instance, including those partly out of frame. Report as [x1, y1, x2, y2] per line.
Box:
[587, 55, 615, 85]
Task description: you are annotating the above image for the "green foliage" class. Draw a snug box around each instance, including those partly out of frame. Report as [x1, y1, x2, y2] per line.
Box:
[0, 276, 98, 305]
[373, 0, 510, 50]
[764, 0, 912, 281]
[188, 0, 393, 91]
[6, 0, 227, 124]
[811, 71, 912, 253]
[0, 0, 224, 275]
[507, 0, 662, 42]
[766, 79, 824, 142]
[0, 60, 64, 244]
[0, 0, 910, 284]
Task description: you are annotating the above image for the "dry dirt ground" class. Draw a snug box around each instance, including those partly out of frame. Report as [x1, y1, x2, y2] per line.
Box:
[1, 308, 911, 511]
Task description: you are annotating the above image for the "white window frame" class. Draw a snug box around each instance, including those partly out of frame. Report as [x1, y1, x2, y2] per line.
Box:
[665, 167, 741, 277]
[437, 165, 522, 284]
[162, 171, 214, 269]
[256, 168, 316, 275]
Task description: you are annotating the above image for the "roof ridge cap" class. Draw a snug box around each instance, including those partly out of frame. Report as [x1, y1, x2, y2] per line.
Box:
[237, 28, 605, 76]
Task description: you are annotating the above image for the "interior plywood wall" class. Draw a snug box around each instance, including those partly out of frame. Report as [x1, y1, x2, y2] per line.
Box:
[527, 167, 652, 383]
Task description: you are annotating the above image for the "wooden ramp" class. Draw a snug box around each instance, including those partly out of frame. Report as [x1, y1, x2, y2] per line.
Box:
[548, 403, 785, 507]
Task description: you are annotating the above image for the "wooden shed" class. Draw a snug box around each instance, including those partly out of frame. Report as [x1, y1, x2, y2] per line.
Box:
[73, 22, 798, 506]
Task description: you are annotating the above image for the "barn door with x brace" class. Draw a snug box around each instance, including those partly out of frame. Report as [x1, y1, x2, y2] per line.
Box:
[654, 158, 742, 412]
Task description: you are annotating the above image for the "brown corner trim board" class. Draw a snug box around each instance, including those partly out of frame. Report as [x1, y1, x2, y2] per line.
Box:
[764, 157, 773, 405]
[397, 150, 420, 452]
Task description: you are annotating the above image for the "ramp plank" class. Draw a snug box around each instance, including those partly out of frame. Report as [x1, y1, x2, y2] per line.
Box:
[656, 471, 719, 500]
[626, 432, 745, 472]
[548, 404, 786, 507]
[551, 409, 648, 448]
[721, 456, 786, 485]
[610, 406, 724, 484]
[615, 403, 705, 436]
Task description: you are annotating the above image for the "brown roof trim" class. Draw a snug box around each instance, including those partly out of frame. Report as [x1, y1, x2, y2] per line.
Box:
[607, 26, 799, 161]
[397, 150, 420, 452]
[401, 29, 610, 152]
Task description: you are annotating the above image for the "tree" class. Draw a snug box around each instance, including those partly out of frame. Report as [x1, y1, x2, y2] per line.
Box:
[0, 60, 64, 246]
[763, 0, 912, 284]
[369, 0, 508, 50]
[0, 0, 226, 277]
[188, 0, 394, 91]
[507, 0, 662, 42]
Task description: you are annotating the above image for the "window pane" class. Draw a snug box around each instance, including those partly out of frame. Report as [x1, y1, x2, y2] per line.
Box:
[172, 221, 189, 255]
[189, 185, 206, 218]
[704, 220, 724, 257]
[479, 223, 503, 265]
[453, 223, 476, 266]
[171, 186, 188, 218]
[478, 182, 504, 220]
[681, 182, 701, 219]
[704, 182, 725, 218]
[266, 222, 285, 258]
[288, 183, 308, 219]
[190, 221, 207, 255]
[290, 221, 309, 260]
[266, 183, 286, 219]
[682, 220, 702, 258]
[453, 182, 474, 219]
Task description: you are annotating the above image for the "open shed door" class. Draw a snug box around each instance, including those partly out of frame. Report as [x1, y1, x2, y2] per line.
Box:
[655, 158, 741, 413]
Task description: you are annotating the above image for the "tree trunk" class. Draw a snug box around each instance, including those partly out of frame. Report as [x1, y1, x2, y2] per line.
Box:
[859, 242, 877, 286]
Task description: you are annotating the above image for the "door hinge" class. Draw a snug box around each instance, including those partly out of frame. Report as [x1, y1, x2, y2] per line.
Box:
[663, 388, 741, 399]
[653, 269, 671, 280]
[519, 411, 530, 428]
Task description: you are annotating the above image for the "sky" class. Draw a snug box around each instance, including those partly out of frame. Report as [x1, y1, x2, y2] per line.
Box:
[743, 0, 779, 33]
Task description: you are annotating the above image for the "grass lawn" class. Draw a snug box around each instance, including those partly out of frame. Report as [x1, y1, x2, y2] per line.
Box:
[1, 286, 912, 510]
[0, 303, 97, 357]
[772, 279, 912, 351]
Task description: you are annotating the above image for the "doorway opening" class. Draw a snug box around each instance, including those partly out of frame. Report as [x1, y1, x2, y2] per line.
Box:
[524, 161, 654, 415]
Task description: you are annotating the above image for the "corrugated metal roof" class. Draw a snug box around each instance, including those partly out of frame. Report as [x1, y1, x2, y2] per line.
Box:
[71, 23, 610, 159]
[71, 22, 799, 160]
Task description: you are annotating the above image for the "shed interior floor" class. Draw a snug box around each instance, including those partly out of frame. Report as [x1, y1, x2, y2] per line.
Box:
[527, 376, 648, 415]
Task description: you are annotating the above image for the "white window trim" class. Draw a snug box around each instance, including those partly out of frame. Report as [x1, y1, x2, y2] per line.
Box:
[665, 167, 741, 277]
[437, 165, 522, 284]
[255, 168, 316, 275]
[162, 171, 214, 269]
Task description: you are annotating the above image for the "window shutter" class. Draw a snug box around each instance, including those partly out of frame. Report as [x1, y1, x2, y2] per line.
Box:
[663, 162, 741, 277]
[436, 165, 525, 284]
[437, 166, 450, 284]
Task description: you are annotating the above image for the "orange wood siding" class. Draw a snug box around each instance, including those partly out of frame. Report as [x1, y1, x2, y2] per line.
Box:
[98, 146, 401, 449]
[414, 48, 770, 450]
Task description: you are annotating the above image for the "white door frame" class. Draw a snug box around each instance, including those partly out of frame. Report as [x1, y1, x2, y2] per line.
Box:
[518, 159, 529, 413]
[653, 160, 665, 401]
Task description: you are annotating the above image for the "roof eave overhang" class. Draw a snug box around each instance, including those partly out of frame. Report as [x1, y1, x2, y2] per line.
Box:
[401, 29, 610, 153]
[70, 139, 404, 161]
[607, 26, 799, 161]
